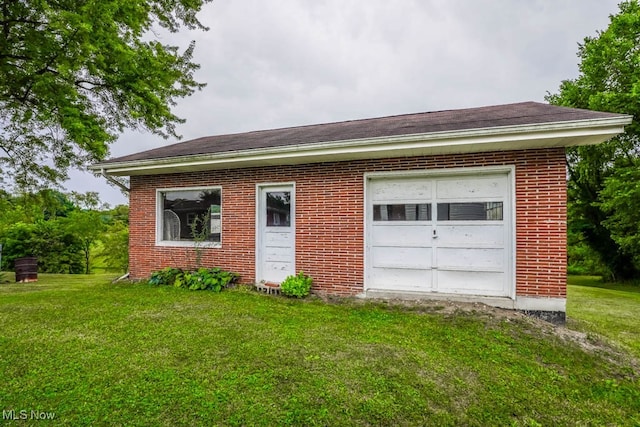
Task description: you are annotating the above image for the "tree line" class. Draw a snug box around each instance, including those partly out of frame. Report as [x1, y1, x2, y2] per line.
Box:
[0, 190, 128, 274]
[0, 0, 207, 277]
[547, 0, 640, 280]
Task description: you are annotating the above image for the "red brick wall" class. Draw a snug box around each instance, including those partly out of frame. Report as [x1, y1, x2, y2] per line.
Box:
[129, 148, 566, 298]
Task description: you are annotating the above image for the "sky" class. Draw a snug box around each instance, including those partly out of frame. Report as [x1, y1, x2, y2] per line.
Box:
[69, 0, 622, 207]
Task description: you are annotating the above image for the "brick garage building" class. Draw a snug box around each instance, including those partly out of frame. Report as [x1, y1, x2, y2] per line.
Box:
[92, 102, 630, 320]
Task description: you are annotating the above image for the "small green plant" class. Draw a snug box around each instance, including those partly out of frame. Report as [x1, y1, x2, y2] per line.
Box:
[149, 267, 238, 292]
[175, 267, 238, 292]
[189, 208, 211, 268]
[149, 267, 183, 286]
[280, 271, 313, 298]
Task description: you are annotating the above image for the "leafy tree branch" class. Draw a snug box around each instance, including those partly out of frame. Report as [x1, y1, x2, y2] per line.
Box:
[0, 0, 211, 189]
[546, 0, 640, 279]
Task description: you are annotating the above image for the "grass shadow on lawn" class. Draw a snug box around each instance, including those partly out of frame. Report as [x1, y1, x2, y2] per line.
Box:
[568, 275, 640, 361]
[568, 275, 640, 292]
[0, 275, 638, 426]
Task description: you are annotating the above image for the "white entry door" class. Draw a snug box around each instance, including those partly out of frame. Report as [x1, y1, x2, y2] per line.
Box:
[257, 184, 295, 283]
[366, 171, 512, 297]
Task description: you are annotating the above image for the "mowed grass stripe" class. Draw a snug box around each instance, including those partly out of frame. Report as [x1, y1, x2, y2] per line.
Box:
[0, 274, 638, 426]
[568, 275, 640, 358]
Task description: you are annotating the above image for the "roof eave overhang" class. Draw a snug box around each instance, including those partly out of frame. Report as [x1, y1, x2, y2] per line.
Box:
[91, 117, 632, 176]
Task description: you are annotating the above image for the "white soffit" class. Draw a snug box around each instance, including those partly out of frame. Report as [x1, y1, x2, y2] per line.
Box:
[97, 117, 631, 176]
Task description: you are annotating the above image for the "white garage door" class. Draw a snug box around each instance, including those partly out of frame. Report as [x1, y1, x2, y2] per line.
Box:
[366, 171, 512, 297]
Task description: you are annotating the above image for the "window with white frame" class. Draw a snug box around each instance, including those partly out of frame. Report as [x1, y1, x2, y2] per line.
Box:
[158, 188, 221, 244]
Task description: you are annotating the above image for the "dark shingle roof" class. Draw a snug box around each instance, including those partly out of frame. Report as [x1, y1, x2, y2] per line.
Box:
[102, 102, 625, 164]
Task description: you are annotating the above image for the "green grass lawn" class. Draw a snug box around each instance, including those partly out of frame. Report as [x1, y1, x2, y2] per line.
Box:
[568, 275, 640, 359]
[1, 275, 639, 426]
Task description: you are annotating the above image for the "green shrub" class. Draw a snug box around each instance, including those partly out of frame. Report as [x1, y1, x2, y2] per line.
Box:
[280, 271, 313, 298]
[0, 220, 83, 273]
[149, 267, 184, 286]
[149, 267, 238, 292]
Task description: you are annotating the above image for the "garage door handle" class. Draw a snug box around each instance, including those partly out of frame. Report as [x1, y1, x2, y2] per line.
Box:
[433, 229, 438, 239]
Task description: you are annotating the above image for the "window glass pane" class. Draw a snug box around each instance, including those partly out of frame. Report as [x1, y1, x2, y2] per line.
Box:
[266, 191, 291, 227]
[373, 204, 431, 221]
[162, 189, 221, 242]
[437, 202, 503, 221]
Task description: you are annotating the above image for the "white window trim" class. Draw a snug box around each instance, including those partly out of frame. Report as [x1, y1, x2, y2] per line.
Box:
[156, 186, 222, 248]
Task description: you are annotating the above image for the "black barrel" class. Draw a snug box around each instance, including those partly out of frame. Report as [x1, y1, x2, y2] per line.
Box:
[15, 257, 38, 283]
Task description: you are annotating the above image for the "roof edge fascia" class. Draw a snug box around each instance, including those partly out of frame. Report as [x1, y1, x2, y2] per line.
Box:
[92, 116, 632, 176]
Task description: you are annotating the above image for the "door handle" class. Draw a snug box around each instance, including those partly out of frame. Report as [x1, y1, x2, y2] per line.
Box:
[433, 229, 438, 239]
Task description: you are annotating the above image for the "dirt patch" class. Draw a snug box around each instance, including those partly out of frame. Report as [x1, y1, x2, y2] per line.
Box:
[318, 293, 526, 319]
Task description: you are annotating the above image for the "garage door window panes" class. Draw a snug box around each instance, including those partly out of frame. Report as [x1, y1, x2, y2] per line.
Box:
[373, 204, 431, 221]
[437, 202, 503, 221]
